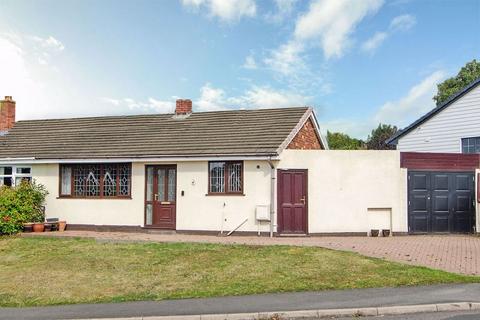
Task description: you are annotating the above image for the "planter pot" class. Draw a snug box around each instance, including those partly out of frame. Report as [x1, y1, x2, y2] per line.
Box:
[44, 223, 52, 232]
[23, 223, 33, 233]
[58, 221, 66, 232]
[370, 229, 379, 237]
[32, 223, 45, 233]
[382, 229, 391, 237]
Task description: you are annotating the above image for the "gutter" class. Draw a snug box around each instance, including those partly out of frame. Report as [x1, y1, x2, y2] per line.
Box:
[0, 155, 280, 165]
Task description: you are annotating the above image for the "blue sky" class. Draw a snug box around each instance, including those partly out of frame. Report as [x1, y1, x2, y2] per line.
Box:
[0, 0, 478, 138]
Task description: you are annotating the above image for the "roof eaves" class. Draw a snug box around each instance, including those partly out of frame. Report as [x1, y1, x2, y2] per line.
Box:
[386, 77, 480, 144]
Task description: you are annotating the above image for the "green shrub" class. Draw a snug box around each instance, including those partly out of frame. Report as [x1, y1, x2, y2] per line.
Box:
[0, 180, 48, 235]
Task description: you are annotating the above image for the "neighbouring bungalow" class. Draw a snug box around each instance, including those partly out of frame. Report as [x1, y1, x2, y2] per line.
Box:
[0, 96, 478, 236]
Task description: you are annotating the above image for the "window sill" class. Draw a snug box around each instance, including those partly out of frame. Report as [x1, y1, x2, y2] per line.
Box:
[57, 196, 132, 200]
[205, 193, 245, 197]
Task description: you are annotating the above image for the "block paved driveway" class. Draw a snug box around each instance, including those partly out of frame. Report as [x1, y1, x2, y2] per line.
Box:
[25, 231, 480, 276]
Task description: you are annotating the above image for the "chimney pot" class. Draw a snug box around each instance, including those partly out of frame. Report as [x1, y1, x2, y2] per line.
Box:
[175, 99, 192, 115]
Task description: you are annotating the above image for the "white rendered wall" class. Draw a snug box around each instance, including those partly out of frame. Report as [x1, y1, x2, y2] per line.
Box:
[32, 150, 408, 234]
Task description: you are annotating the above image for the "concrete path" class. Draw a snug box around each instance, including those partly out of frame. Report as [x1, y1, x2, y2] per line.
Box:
[335, 310, 480, 320]
[1, 284, 479, 320]
[24, 231, 480, 275]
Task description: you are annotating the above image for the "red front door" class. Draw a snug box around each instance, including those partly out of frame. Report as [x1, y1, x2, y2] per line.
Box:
[145, 165, 176, 229]
[277, 169, 308, 235]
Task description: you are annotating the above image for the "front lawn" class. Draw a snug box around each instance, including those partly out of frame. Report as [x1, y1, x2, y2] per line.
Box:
[0, 236, 478, 307]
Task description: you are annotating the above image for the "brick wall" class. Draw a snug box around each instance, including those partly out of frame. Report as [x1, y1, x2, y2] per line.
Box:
[0, 96, 15, 132]
[287, 118, 323, 150]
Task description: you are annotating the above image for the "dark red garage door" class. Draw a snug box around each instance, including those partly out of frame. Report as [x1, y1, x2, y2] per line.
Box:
[277, 169, 308, 235]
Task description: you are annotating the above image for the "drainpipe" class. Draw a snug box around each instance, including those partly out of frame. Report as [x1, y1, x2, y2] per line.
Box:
[267, 157, 276, 238]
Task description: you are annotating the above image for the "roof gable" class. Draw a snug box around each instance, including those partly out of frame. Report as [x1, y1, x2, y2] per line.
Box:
[0, 107, 314, 160]
[387, 77, 480, 144]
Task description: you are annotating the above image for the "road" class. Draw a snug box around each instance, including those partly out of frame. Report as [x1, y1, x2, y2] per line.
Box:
[1, 284, 479, 320]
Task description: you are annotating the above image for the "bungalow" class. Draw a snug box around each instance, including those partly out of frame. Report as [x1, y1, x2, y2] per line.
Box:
[0, 96, 477, 235]
[0, 98, 331, 235]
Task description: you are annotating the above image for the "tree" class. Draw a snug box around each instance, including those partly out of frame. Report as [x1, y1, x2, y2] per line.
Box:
[433, 59, 480, 105]
[366, 124, 397, 150]
[327, 131, 364, 150]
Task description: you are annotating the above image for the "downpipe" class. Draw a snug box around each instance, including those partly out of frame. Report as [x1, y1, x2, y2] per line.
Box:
[267, 157, 276, 238]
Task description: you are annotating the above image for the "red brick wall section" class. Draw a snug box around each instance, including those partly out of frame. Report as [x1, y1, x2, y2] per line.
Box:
[0, 96, 15, 132]
[175, 99, 192, 114]
[287, 118, 323, 150]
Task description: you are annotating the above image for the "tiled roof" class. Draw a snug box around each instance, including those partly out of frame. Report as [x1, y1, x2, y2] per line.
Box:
[0, 107, 310, 159]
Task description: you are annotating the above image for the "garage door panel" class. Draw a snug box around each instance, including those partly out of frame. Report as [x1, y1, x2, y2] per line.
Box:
[412, 195, 428, 211]
[412, 174, 428, 190]
[432, 195, 448, 212]
[408, 171, 475, 234]
[431, 215, 449, 232]
[455, 175, 470, 190]
[455, 195, 471, 212]
[453, 214, 471, 233]
[410, 215, 428, 233]
[432, 174, 449, 191]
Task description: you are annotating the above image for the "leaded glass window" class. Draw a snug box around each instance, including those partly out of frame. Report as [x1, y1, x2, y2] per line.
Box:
[208, 161, 243, 194]
[61, 163, 131, 198]
[167, 168, 176, 201]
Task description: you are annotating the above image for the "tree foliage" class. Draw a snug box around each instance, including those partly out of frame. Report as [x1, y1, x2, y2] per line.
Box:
[327, 131, 365, 150]
[366, 124, 397, 150]
[433, 59, 480, 106]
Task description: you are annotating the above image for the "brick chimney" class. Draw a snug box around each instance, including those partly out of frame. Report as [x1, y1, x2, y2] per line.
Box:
[175, 99, 192, 115]
[0, 96, 15, 133]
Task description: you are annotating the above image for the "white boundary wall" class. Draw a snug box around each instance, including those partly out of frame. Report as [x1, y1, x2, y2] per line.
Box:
[278, 150, 408, 234]
[31, 150, 409, 234]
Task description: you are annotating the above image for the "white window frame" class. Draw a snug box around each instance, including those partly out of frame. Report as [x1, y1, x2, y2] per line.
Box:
[0, 165, 32, 187]
[461, 136, 480, 154]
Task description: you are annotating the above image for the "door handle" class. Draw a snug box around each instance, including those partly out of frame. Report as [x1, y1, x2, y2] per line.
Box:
[154, 194, 158, 201]
[300, 196, 306, 204]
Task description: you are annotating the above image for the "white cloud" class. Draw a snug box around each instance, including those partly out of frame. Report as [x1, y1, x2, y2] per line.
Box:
[374, 70, 446, 126]
[195, 83, 309, 111]
[241, 86, 308, 108]
[195, 83, 228, 111]
[390, 14, 416, 32]
[263, 40, 305, 76]
[361, 31, 388, 53]
[181, 0, 256, 22]
[265, 0, 298, 23]
[294, 0, 383, 59]
[0, 33, 67, 120]
[29, 35, 65, 65]
[361, 14, 416, 54]
[322, 70, 446, 139]
[263, 0, 383, 91]
[101, 97, 175, 113]
[32, 35, 65, 52]
[243, 54, 257, 70]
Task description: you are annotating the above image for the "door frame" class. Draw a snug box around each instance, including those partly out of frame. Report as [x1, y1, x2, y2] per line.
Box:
[407, 170, 475, 234]
[144, 164, 177, 229]
[277, 168, 308, 235]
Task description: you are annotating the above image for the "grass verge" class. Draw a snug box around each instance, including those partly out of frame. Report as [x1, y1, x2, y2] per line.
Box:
[0, 236, 478, 307]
